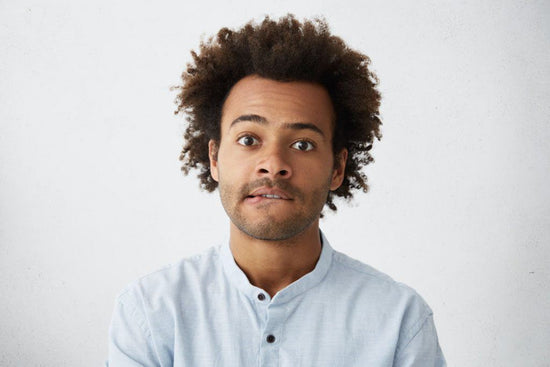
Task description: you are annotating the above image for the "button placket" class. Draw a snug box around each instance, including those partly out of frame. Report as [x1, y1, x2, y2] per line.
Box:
[259, 303, 285, 366]
[252, 289, 270, 333]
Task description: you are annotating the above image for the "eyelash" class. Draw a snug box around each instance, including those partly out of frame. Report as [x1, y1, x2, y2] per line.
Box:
[236, 135, 260, 146]
[236, 135, 316, 151]
[290, 139, 315, 151]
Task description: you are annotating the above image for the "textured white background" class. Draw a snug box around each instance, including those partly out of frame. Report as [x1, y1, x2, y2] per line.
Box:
[1, 0, 549, 366]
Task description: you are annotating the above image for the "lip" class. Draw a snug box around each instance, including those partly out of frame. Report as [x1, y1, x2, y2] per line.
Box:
[245, 187, 292, 202]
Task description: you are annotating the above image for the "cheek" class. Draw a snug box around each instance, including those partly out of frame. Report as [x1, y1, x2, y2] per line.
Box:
[219, 145, 258, 170]
[297, 157, 333, 178]
[216, 154, 252, 184]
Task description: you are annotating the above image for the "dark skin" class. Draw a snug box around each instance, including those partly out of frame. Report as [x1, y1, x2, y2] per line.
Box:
[208, 76, 347, 297]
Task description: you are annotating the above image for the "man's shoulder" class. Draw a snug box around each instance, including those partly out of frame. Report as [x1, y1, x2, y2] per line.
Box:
[115, 245, 222, 304]
[328, 249, 433, 315]
[331, 250, 395, 283]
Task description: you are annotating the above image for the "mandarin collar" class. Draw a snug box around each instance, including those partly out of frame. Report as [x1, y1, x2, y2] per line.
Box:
[220, 231, 334, 304]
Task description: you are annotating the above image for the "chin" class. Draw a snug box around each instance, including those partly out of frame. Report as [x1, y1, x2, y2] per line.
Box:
[235, 216, 316, 242]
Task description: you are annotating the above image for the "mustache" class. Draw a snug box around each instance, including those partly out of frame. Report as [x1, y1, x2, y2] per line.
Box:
[240, 178, 302, 199]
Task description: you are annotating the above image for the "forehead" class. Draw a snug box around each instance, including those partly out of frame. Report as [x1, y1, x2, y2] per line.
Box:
[220, 75, 335, 135]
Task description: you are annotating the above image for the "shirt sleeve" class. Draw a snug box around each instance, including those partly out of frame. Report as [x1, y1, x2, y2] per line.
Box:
[106, 287, 161, 367]
[393, 314, 446, 367]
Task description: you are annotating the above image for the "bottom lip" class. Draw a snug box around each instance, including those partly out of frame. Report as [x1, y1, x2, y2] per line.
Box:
[244, 195, 290, 204]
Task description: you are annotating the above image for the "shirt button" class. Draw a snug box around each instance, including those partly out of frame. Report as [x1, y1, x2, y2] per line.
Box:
[257, 293, 266, 301]
[266, 334, 276, 343]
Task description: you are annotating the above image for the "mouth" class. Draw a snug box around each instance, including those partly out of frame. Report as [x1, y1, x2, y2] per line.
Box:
[245, 187, 292, 202]
[246, 194, 286, 199]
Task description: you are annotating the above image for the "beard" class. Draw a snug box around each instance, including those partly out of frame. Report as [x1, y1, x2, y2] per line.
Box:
[218, 177, 331, 241]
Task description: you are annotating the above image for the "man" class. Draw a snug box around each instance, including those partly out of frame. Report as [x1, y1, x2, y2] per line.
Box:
[107, 15, 446, 366]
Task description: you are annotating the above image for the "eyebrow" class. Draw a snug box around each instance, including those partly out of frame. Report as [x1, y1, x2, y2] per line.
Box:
[230, 114, 267, 126]
[230, 114, 325, 137]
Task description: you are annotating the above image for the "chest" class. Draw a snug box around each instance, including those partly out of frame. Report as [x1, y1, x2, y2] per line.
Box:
[148, 290, 401, 367]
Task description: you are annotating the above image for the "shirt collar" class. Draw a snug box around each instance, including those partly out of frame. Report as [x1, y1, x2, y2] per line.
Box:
[220, 230, 334, 304]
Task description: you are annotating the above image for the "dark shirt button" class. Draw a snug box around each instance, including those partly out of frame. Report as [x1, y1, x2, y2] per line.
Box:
[257, 293, 266, 301]
[266, 334, 276, 343]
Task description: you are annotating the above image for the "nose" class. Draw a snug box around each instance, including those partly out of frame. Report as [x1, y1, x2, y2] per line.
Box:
[256, 146, 292, 179]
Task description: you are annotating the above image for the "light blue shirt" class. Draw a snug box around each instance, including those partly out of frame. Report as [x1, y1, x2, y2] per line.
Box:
[107, 233, 446, 366]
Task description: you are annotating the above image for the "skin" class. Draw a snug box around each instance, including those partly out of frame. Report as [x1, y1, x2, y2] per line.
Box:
[209, 75, 347, 297]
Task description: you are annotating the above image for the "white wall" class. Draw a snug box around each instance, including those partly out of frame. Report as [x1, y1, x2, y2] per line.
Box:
[1, 0, 549, 365]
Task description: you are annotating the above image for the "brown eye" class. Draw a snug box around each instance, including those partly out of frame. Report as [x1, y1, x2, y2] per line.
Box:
[237, 135, 259, 146]
[291, 140, 314, 151]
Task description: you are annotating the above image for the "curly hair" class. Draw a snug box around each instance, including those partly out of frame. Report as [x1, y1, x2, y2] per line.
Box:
[174, 14, 382, 212]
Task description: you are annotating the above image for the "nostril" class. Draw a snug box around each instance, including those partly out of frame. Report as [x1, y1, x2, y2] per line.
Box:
[257, 168, 289, 176]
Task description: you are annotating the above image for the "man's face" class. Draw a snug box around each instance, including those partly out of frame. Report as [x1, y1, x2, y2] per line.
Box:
[209, 75, 347, 241]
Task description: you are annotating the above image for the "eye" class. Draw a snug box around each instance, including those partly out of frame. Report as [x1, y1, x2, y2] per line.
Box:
[237, 135, 259, 146]
[291, 140, 315, 151]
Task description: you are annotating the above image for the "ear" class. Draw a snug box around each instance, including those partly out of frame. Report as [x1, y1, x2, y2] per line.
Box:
[330, 148, 348, 191]
[208, 140, 219, 182]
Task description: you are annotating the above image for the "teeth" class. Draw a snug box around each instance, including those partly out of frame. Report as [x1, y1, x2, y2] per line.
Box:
[261, 194, 281, 199]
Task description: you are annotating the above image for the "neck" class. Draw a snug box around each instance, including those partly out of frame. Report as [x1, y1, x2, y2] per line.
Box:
[229, 221, 322, 298]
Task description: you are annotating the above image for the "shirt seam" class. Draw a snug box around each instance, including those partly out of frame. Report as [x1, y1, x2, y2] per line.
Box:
[394, 310, 433, 360]
[117, 288, 162, 366]
[137, 286, 164, 366]
[116, 291, 151, 339]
